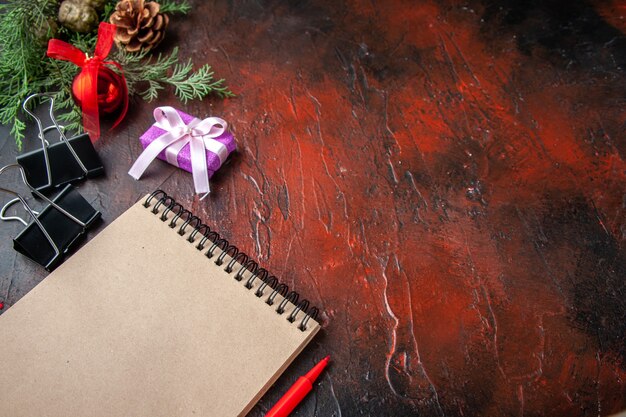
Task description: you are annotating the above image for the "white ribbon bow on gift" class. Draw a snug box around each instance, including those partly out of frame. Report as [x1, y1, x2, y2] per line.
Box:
[128, 106, 229, 199]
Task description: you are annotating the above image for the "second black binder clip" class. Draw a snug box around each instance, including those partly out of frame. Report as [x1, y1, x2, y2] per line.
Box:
[17, 93, 104, 194]
[0, 164, 101, 271]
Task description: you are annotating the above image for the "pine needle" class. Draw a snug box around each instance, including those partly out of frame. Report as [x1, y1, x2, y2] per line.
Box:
[114, 47, 234, 102]
[168, 61, 234, 102]
[159, 0, 191, 14]
[0, 0, 56, 148]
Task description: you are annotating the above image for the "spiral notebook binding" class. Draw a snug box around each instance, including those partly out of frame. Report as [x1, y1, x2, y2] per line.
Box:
[143, 190, 319, 331]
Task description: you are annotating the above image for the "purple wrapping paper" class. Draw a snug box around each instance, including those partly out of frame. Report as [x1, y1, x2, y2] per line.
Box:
[139, 109, 236, 178]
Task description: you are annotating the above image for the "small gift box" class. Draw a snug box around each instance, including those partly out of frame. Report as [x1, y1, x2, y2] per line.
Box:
[128, 106, 236, 197]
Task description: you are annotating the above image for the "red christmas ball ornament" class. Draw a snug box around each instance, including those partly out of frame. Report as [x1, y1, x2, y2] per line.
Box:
[71, 65, 125, 115]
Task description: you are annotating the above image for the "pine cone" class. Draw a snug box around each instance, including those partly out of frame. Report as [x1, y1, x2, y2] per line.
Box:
[109, 0, 169, 53]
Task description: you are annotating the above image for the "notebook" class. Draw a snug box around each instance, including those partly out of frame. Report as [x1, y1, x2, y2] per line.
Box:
[0, 190, 321, 417]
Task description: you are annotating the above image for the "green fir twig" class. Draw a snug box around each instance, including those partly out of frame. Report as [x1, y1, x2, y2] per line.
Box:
[168, 61, 234, 102]
[0, 0, 58, 148]
[158, 0, 192, 14]
[114, 47, 234, 103]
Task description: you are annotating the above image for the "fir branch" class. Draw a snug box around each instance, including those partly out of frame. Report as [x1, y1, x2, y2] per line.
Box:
[53, 89, 83, 136]
[158, 0, 192, 15]
[114, 47, 233, 102]
[0, 94, 26, 149]
[168, 61, 234, 102]
[9, 118, 26, 150]
[66, 32, 98, 53]
[102, 1, 118, 21]
[141, 80, 163, 101]
[113, 47, 170, 97]
[0, 0, 61, 148]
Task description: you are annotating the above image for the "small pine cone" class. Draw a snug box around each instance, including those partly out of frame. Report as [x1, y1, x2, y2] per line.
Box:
[109, 0, 169, 53]
[58, 0, 99, 33]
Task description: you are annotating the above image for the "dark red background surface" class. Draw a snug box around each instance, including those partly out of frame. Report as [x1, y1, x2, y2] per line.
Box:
[1, 0, 625, 415]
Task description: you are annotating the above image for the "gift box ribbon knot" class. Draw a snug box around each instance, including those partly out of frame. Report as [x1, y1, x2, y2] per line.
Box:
[128, 106, 231, 197]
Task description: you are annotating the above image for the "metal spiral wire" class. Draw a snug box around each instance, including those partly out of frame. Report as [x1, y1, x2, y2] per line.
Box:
[144, 190, 319, 331]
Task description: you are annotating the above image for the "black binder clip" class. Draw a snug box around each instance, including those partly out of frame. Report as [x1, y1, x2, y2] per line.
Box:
[16, 93, 104, 194]
[0, 164, 101, 271]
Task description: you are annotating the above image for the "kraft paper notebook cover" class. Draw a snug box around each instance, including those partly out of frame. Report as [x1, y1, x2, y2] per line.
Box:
[0, 190, 321, 417]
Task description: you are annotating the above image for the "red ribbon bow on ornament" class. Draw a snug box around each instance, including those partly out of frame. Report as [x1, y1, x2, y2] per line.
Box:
[47, 22, 128, 141]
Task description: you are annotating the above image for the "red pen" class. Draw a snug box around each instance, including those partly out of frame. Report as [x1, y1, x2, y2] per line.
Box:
[265, 356, 330, 417]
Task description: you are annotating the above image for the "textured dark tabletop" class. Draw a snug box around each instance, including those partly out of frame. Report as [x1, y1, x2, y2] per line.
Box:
[0, 1, 625, 416]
